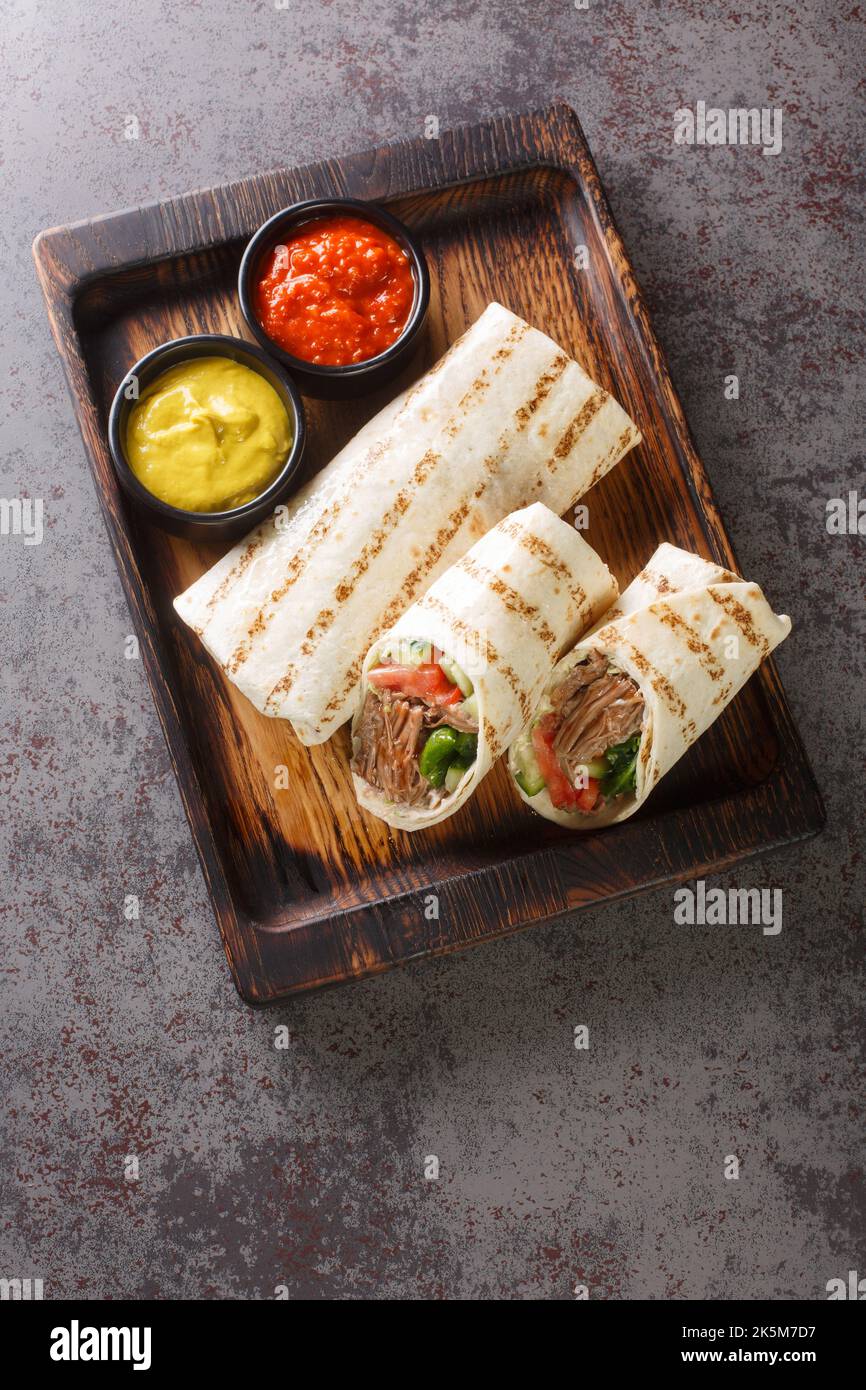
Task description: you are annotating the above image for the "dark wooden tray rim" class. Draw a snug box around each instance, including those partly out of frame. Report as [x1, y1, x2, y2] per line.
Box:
[33, 104, 825, 1002]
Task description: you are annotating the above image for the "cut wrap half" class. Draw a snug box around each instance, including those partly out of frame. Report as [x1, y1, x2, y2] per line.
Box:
[508, 543, 792, 828]
[351, 503, 618, 831]
[174, 301, 640, 744]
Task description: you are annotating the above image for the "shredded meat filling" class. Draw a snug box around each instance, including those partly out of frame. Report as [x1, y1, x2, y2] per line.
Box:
[551, 654, 644, 786]
[352, 691, 432, 806]
[550, 648, 608, 708]
[352, 689, 479, 807]
[423, 703, 478, 734]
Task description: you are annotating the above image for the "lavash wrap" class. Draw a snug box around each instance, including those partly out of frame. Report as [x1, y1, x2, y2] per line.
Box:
[174, 301, 641, 745]
[508, 543, 792, 828]
[351, 503, 618, 831]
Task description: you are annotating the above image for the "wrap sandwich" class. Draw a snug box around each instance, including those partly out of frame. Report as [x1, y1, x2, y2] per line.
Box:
[351, 503, 618, 830]
[508, 543, 792, 828]
[174, 302, 641, 744]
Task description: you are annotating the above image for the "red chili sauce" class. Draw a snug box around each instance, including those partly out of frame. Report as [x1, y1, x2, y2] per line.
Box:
[253, 215, 415, 366]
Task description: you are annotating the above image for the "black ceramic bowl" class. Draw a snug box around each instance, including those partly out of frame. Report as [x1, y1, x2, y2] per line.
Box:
[107, 334, 306, 541]
[238, 197, 430, 399]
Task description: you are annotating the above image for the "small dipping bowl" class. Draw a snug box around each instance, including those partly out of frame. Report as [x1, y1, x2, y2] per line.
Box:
[107, 334, 306, 542]
[238, 197, 430, 399]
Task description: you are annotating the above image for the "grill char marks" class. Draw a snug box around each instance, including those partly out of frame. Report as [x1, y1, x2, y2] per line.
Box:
[223, 460, 376, 676]
[415, 594, 498, 667]
[550, 388, 606, 464]
[329, 449, 443, 609]
[584, 425, 640, 490]
[203, 523, 271, 618]
[224, 332, 520, 679]
[594, 629, 689, 723]
[652, 605, 727, 683]
[708, 587, 771, 656]
[315, 496, 476, 723]
[288, 346, 583, 728]
[497, 519, 589, 621]
[598, 563, 674, 625]
[455, 555, 557, 650]
[514, 353, 569, 427]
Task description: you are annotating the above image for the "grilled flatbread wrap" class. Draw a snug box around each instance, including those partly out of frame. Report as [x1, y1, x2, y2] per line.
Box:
[351, 503, 618, 831]
[508, 544, 792, 828]
[174, 301, 641, 745]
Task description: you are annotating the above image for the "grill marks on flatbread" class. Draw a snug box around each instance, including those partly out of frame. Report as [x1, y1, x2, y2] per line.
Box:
[651, 604, 727, 683]
[414, 593, 499, 666]
[455, 555, 558, 651]
[585, 424, 641, 492]
[175, 305, 643, 746]
[311, 497, 479, 724]
[412, 592, 534, 725]
[514, 352, 569, 427]
[595, 628, 689, 724]
[707, 586, 771, 656]
[223, 330, 528, 677]
[269, 494, 478, 720]
[269, 354, 609, 725]
[330, 447, 441, 608]
[624, 644, 688, 724]
[599, 562, 675, 625]
[497, 518, 590, 618]
[594, 582, 777, 741]
[550, 387, 606, 464]
[596, 554, 741, 631]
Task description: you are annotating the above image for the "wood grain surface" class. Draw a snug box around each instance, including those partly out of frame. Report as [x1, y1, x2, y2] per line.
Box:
[33, 105, 824, 1002]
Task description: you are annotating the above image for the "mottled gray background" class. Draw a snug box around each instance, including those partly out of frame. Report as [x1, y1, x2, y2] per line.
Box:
[2, 0, 863, 1300]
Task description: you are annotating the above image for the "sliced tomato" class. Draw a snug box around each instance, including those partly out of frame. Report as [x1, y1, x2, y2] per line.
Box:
[574, 777, 601, 813]
[435, 682, 463, 707]
[368, 662, 462, 705]
[531, 715, 600, 814]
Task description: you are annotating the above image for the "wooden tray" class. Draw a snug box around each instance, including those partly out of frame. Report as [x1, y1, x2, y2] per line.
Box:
[34, 105, 824, 1003]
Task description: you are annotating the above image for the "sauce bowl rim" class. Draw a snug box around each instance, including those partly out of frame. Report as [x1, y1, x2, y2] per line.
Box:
[237, 196, 430, 382]
[107, 332, 307, 526]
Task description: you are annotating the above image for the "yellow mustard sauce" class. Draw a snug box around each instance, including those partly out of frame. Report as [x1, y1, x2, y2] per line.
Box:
[125, 356, 292, 512]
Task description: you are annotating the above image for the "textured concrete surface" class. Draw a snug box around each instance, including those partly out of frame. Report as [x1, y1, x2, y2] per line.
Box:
[2, 1, 864, 1300]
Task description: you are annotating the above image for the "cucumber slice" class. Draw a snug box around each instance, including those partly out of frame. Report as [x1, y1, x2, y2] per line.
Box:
[378, 638, 432, 666]
[444, 757, 472, 794]
[511, 737, 546, 797]
[459, 692, 479, 723]
[409, 639, 433, 666]
[438, 654, 473, 696]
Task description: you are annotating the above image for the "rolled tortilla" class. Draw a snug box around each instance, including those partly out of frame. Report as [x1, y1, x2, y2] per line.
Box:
[508, 543, 792, 828]
[351, 503, 618, 831]
[174, 302, 641, 744]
